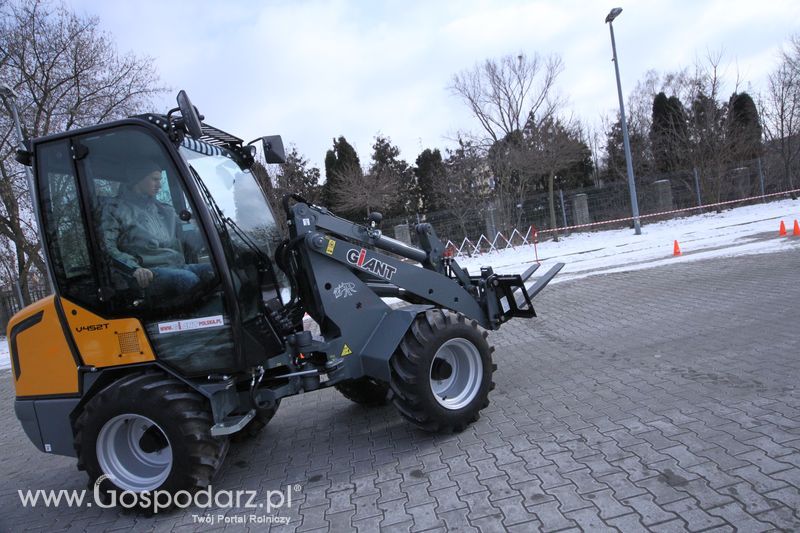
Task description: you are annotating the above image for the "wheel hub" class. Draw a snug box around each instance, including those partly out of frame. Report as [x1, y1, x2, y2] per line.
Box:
[429, 338, 483, 410]
[96, 414, 172, 492]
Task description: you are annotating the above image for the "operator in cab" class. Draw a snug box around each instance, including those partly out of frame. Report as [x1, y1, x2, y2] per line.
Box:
[100, 160, 213, 298]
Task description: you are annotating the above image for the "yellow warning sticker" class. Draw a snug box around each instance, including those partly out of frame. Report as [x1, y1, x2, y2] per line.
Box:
[341, 344, 352, 356]
[326, 239, 336, 255]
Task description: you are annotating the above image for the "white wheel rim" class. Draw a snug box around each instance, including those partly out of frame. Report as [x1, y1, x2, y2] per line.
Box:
[429, 338, 483, 410]
[96, 414, 172, 492]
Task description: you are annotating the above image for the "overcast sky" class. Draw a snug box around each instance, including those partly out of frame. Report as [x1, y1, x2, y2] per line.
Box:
[65, 0, 800, 172]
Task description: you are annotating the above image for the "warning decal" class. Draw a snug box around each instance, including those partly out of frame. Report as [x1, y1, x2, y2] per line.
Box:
[341, 344, 352, 356]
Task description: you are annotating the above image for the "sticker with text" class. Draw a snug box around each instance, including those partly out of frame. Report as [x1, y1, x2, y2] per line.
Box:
[158, 315, 225, 334]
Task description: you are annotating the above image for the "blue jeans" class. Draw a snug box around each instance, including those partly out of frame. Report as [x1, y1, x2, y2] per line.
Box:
[149, 264, 215, 298]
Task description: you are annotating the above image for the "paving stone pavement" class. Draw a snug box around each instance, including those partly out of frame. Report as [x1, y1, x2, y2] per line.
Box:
[1, 250, 799, 532]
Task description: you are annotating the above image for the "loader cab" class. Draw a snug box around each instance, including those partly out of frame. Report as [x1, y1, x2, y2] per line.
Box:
[32, 117, 288, 377]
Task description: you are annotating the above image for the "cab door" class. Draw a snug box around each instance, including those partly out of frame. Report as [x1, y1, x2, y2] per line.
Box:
[36, 125, 238, 376]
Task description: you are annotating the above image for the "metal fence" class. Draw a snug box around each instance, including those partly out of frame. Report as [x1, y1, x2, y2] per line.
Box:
[0, 284, 50, 332]
[386, 155, 798, 247]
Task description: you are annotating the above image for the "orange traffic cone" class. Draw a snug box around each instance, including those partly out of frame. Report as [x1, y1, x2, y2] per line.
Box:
[673, 240, 682, 256]
[779, 221, 787, 236]
[794, 220, 800, 236]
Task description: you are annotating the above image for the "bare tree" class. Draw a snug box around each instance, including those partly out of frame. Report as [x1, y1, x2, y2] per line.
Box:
[683, 51, 743, 206]
[761, 34, 800, 198]
[437, 140, 491, 242]
[450, 52, 563, 146]
[451, 51, 568, 237]
[0, 0, 164, 301]
[525, 117, 589, 240]
[331, 162, 399, 218]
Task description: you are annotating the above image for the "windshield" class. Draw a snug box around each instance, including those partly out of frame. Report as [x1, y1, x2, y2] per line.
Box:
[179, 141, 282, 251]
[179, 140, 288, 303]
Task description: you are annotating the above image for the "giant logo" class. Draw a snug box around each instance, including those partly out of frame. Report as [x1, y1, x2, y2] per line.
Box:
[346, 248, 397, 281]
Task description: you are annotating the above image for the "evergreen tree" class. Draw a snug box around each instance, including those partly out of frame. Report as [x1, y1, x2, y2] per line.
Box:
[727, 92, 763, 161]
[651, 92, 671, 172]
[602, 117, 651, 183]
[651, 92, 688, 172]
[369, 136, 416, 217]
[415, 148, 446, 212]
[274, 147, 321, 203]
[322, 136, 361, 208]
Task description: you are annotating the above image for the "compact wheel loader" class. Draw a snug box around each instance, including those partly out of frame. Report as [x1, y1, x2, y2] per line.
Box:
[7, 91, 563, 503]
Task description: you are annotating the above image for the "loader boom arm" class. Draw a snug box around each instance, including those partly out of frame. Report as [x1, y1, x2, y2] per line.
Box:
[285, 200, 563, 330]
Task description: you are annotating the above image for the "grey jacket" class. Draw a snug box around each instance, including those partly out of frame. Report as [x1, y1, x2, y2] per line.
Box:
[101, 189, 186, 270]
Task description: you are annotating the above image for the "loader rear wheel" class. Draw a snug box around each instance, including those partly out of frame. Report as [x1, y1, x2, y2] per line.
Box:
[390, 310, 495, 432]
[335, 377, 391, 406]
[74, 371, 228, 509]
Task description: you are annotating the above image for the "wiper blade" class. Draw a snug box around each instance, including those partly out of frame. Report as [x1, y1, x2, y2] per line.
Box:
[189, 165, 270, 267]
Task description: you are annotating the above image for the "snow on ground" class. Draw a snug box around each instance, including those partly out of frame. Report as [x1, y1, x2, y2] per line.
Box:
[457, 198, 800, 284]
[1, 198, 798, 372]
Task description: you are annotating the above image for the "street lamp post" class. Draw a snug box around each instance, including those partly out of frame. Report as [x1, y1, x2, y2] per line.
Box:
[605, 7, 642, 235]
[0, 85, 35, 193]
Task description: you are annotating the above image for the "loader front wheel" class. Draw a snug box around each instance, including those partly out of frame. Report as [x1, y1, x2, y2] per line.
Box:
[335, 378, 391, 406]
[74, 371, 228, 510]
[390, 310, 495, 432]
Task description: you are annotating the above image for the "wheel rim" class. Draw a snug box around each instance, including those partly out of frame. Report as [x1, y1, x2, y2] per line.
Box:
[429, 338, 483, 410]
[96, 414, 172, 492]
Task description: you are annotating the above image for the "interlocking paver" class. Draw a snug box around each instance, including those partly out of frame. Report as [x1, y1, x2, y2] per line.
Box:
[663, 498, 725, 532]
[729, 465, 788, 493]
[686, 461, 740, 490]
[584, 488, 633, 520]
[719, 481, 779, 515]
[763, 486, 800, 516]
[2, 251, 799, 531]
[605, 512, 646, 532]
[771, 465, 800, 488]
[438, 508, 477, 532]
[527, 500, 576, 532]
[458, 491, 498, 521]
[706, 502, 774, 532]
[754, 506, 800, 530]
[491, 495, 533, 526]
[620, 493, 678, 526]
[405, 502, 445, 532]
[564, 506, 615, 532]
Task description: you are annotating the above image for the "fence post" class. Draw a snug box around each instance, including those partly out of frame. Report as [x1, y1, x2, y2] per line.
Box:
[393, 224, 412, 246]
[485, 202, 497, 238]
[14, 278, 25, 309]
[693, 167, 702, 207]
[558, 189, 568, 236]
[653, 180, 673, 213]
[572, 193, 590, 227]
[757, 157, 765, 200]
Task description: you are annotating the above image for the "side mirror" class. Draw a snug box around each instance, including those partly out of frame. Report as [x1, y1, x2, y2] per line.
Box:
[261, 135, 286, 164]
[176, 90, 203, 139]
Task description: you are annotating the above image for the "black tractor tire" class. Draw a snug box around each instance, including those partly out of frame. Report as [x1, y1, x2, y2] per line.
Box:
[335, 377, 392, 406]
[390, 310, 495, 432]
[231, 400, 281, 442]
[74, 371, 228, 510]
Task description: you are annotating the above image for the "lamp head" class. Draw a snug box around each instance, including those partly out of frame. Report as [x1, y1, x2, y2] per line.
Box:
[605, 7, 622, 23]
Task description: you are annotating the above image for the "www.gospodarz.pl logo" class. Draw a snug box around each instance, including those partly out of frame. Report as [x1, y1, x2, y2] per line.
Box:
[17, 475, 299, 518]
